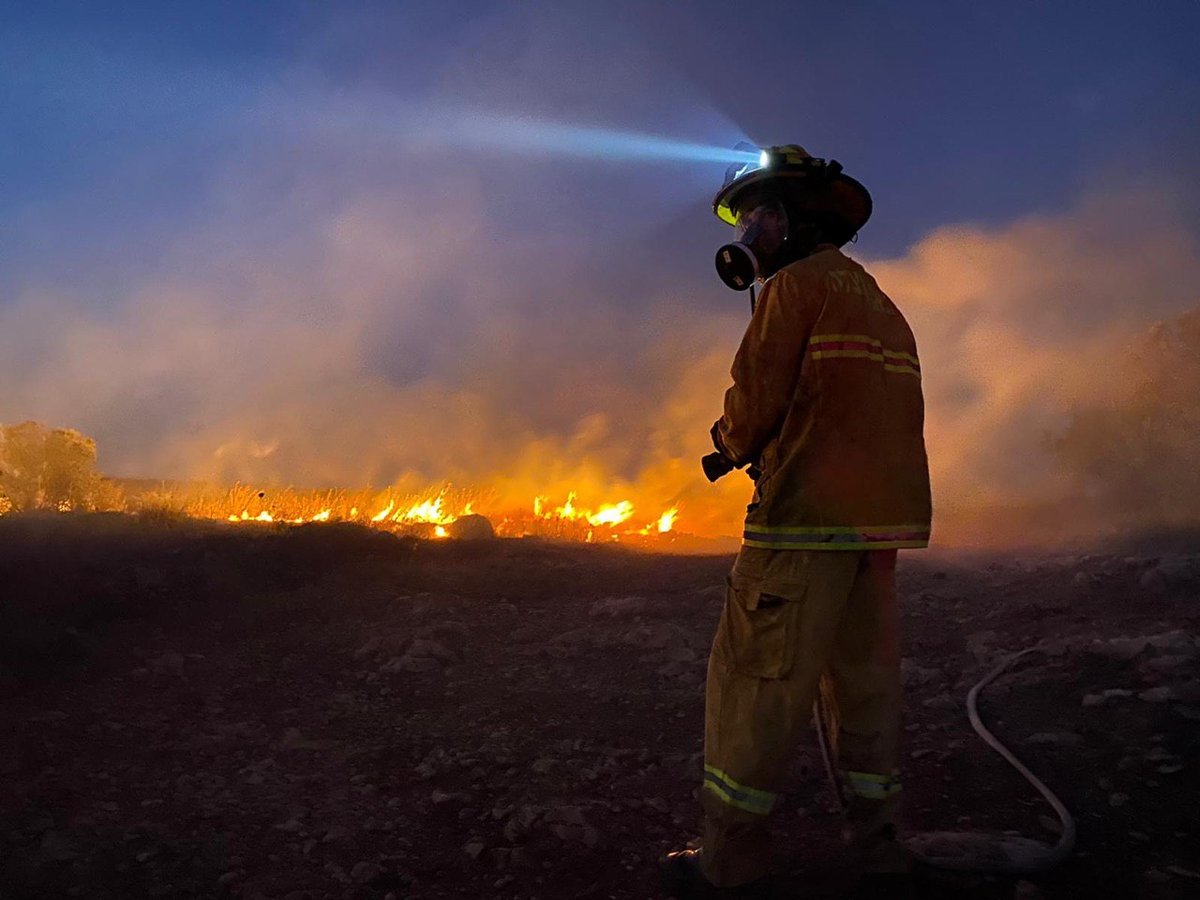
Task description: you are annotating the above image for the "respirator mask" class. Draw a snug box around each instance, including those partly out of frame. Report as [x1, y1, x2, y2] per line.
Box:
[714, 198, 789, 291]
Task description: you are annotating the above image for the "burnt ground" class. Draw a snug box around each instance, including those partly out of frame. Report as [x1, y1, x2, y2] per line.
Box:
[1, 515, 1198, 900]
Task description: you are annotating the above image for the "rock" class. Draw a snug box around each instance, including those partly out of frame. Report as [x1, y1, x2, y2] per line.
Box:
[660, 646, 698, 663]
[922, 693, 959, 711]
[1024, 731, 1085, 748]
[1140, 655, 1197, 678]
[966, 631, 999, 663]
[1093, 629, 1199, 663]
[1108, 792, 1130, 808]
[1082, 689, 1133, 707]
[447, 514, 496, 540]
[544, 805, 587, 827]
[1146, 629, 1200, 653]
[463, 840, 486, 860]
[1139, 557, 1200, 594]
[1166, 865, 1200, 880]
[503, 805, 544, 843]
[1144, 868, 1171, 884]
[1012, 880, 1046, 899]
[589, 596, 648, 617]
[623, 622, 699, 651]
[1138, 686, 1178, 703]
[350, 861, 382, 883]
[354, 637, 383, 660]
[1090, 637, 1148, 661]
[901, 660, 940, 686]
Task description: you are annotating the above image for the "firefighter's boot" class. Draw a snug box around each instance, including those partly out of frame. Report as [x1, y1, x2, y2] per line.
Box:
[659, 847, 773, 899]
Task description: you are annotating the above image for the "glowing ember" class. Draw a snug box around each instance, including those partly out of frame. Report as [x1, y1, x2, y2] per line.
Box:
[657, 507, 678, 533]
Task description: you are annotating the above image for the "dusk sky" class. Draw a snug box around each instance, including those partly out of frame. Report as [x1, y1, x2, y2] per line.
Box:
[3, 1, 1200, 537]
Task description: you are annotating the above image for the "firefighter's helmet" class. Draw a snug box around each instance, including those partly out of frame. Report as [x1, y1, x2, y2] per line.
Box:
[713, 144, 872, 245]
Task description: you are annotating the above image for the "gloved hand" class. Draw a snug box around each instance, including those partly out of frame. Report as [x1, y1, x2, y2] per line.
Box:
[702, 451, 736, 483]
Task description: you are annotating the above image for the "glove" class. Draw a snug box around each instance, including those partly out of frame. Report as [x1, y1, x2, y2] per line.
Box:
[702, 451, 736, 483]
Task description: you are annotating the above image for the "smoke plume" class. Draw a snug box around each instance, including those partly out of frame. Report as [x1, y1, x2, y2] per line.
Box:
[2, 178, 1198, 546]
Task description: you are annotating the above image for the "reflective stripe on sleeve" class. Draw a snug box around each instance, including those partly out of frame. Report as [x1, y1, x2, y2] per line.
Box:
[845, 770, 902, 801]
[702, 764, 778, 815]
[808, 333, 920, 377]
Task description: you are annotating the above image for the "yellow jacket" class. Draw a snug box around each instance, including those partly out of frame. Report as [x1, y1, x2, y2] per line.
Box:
[715, 247, 932, 550]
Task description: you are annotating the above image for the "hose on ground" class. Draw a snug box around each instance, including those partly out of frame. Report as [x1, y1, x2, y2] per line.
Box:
[815, 646, 1077, 875]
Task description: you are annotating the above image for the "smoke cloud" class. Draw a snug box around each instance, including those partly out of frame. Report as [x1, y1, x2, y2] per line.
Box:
[3, 174, 1198, 546]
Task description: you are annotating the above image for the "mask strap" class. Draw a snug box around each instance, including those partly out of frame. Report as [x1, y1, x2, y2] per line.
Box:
[749, 284, 757, 314]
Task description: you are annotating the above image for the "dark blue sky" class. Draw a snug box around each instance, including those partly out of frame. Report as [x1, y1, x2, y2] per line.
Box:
[3, 0, 1198, 300]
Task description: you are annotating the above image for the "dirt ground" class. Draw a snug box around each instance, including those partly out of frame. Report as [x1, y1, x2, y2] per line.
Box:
[1, 515, 1198, 900]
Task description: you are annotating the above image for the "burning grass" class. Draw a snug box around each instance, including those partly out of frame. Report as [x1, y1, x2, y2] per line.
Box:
[1, 421, 693, 546]
[132, 482, 681, 544]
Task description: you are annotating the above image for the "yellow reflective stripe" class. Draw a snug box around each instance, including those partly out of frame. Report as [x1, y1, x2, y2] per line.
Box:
[809, 335, 920, 375]
[848, 771, 893, 783]
[702, 781, 772, 815]
[810, 333, 918, 363]
[703, 765, 777, 814]
[743, 539, 929, 551]
[811, 333, 883, 345]
[846, 771, 902, 800]
[744, 524, 930, 535]
[811, 349, 884, 361]
[812, 350, 921, 376]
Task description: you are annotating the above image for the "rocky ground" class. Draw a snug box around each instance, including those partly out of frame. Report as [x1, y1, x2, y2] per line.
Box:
[1, 514, 1198, 900]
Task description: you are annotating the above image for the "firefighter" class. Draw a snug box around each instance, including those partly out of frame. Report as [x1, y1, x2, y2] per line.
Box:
[661, 146, 932, 899]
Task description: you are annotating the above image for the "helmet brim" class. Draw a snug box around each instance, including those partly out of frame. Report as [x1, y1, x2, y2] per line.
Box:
[714, 169, 872, 240]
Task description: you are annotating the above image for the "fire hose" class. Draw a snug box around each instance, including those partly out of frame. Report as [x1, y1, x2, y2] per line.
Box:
[814, 646, 1077, 875]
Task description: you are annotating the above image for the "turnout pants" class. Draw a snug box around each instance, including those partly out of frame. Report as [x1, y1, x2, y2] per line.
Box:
[701, 547, 907, 887]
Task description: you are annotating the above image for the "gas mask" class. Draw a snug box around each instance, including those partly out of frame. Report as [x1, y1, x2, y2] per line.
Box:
[714, 199, 789, 291]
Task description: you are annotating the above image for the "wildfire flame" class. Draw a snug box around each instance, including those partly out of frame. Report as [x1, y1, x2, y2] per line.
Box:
[207, 484, 679, 543]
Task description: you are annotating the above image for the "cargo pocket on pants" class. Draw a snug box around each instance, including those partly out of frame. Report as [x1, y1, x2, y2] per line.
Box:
[717, 575, 802, 679]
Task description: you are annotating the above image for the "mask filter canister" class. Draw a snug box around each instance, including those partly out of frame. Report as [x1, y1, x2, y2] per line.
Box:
[715, 242, 759, 291]
[714, 200, 787, 291]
